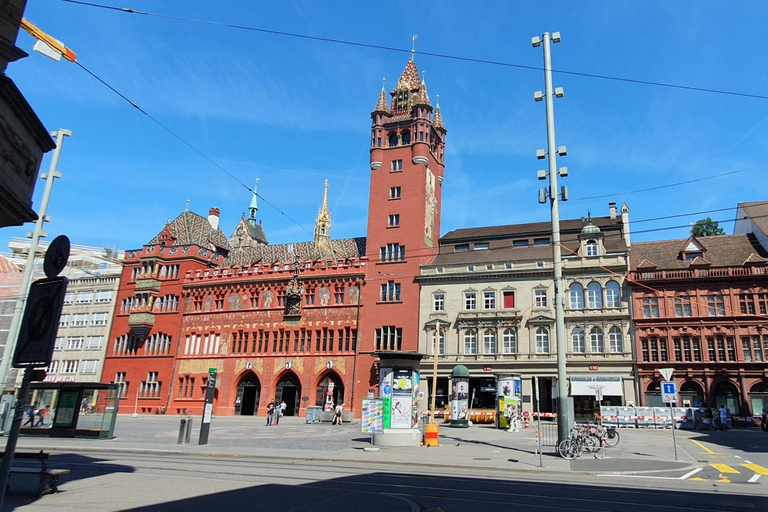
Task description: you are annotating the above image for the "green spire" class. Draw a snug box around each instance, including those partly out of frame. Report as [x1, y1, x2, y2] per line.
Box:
[248, 179, 259, 226]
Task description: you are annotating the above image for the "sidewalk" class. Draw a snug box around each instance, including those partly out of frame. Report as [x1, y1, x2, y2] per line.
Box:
[11, 415, 697, 476]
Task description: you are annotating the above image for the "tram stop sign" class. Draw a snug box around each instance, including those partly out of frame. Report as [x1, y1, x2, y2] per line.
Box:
[661, 381, 678, 404]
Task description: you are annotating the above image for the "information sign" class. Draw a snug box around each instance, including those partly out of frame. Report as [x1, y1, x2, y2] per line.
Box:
[662, 381, 678, 404]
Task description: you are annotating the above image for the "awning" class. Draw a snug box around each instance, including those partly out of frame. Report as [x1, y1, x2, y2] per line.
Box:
[570, 375, 623, 397]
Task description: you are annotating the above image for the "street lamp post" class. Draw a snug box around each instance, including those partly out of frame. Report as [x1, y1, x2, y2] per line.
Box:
[532, 32, 572, 443]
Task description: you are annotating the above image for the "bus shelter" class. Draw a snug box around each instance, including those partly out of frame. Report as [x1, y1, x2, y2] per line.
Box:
[22, 382, 120, 438]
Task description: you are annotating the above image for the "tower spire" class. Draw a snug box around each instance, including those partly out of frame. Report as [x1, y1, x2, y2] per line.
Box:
[314, 179, 331, 247]
[248, 179, 259, 226]
[374, 78, 389, 112]
[433, 94, 445, 130]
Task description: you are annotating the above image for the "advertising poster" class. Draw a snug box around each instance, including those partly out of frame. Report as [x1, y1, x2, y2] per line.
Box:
[379, 367, 393, 428]
[52, 389, 79, 428]
[390, 396, 413, 429]
[391, 369, 414, 429]
[361, 399, 384, 434]
[411, 372, 421, 428]
[450, 378, 469, 422]
[382, 397, 391, 428]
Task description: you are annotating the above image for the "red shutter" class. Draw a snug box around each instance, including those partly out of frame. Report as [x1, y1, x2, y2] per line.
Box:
[503, 291, 515, 309]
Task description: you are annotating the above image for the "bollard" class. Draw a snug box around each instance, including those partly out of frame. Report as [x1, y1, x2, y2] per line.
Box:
[178, 418, 187, 444]
[184, 418, 193, 443]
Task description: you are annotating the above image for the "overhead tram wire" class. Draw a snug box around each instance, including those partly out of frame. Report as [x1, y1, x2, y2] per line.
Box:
[73, 60, 312, 236]
[571, 163, 768, 202]
[59, 0, 768, 102]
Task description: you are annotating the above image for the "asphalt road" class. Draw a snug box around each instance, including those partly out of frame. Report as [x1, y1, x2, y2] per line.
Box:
[3, 450, 766, 512]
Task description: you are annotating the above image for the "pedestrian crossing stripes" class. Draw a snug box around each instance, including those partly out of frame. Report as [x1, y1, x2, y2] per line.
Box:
[705, 462, 768, 482]
[741, 463, 768, 475]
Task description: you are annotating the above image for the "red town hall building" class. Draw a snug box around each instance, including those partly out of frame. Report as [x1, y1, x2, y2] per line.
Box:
[102, 56, 446, 418]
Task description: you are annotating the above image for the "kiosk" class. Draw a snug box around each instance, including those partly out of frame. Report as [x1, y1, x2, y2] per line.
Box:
[450, 365, 470, 428]
[373, 352, 423, 446]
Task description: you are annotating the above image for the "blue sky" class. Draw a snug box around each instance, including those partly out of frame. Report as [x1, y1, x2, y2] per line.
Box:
[4, 1, 768, 253]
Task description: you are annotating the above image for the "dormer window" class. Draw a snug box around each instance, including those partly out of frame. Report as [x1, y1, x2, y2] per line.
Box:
[683, 251, 702, 262]
[586, 240, 598, 256]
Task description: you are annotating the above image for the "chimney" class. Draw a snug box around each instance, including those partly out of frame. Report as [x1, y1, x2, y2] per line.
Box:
[609, 202, 617, 220]
[208, 207, 220, 230]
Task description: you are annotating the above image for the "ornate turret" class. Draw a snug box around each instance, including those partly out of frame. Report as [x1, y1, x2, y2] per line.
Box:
[314, 180, 331, 248]
[248, 179, 259, 227]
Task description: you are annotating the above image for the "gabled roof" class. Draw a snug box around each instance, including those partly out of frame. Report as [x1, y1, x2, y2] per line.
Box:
[630, 234, 767, 270]
[149, 210, 231, 252]
[0, 254, 21, 274]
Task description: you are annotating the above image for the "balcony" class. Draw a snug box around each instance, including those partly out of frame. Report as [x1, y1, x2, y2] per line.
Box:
[630, 265, 767, 282]
[128, 311, 155, 339]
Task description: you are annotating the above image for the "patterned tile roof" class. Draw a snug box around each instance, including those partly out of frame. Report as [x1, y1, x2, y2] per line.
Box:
[222, 237, 366, 267]
[149, 210, 232, 252]
[413, 77, 431, 107]
[0, 254, 21, 274]
[629, 234, 768, 270]
[373, 85, 389, 113]
[432, 103, 445, 130]
[392, 58, 421, 92]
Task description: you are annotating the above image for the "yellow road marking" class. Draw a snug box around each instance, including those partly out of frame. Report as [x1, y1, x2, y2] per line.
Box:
[691, 439, 715, 454]
[710, 464, 739, 474]
[689, 477, 706, 481]
[742, 463, 768, 475]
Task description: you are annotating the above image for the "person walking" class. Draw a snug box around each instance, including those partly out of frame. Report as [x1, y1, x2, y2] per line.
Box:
[273, 398, 281, 425]
[266, 400, 275, 426]
[280, 400, 287, 420]
[718, 405, 729, 431]
[704, 407, 714, 430]
[333, 403, 343, 425]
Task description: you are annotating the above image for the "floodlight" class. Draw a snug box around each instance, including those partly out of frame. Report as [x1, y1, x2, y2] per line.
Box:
[552, 32, 561, 43]
[537, 170, 547, 180]
[532, 36, 541, 48]
[555, 87, 564, 98]
[536, 149, 546, 160]
[538, 188, 548, 204]
[561, 185, 568, 201]
[534, 90, 544, 102]
[559, 166, 568, 177]
[557, 145, 567, 156]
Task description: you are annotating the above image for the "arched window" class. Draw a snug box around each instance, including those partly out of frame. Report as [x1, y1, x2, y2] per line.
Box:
[608, 326, 623, 353]
[502, 328, 517, 354]
[464, 329, 477, 355]
[605, 281, 621, 308]
[570, 283, 584, 309]
[572, 327, 585, 353]
[590, 327, 604, 353]
[586, 240, 598, 256]
[587, 282, 603, 309]
[388, 132, 398, 147]
[401, 130, 411, 145]
[483, 329, 497, 354]
[535, 327, 549, 354]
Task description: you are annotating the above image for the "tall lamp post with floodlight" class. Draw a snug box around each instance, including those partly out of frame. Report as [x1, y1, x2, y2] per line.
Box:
[532, 31, 573, 443]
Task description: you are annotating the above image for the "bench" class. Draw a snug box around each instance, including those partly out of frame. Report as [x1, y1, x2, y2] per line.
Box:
[0, 450, 70, 497]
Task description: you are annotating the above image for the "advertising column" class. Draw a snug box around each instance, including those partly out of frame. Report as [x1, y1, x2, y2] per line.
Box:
[497, 375, 522, 430]
[450, 365, 470, 428]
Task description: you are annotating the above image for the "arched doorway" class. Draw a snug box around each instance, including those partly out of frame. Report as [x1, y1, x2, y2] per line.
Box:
[680, 381, 704, 408]
[749, 381, 768, 416]
[235, 372, 261, 416]
[316, 372, 344, 411]
[714, 380, 740, 414]
[646, 380, 662, 407]
[275, 372, 301, 416]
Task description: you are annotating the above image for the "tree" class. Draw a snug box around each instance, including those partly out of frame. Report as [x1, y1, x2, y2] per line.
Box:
[691, 217, 725, 237]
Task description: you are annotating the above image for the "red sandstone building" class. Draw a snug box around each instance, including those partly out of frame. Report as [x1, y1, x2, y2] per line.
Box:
[102, 56, 446, 417]
[629, 234, 768, 419]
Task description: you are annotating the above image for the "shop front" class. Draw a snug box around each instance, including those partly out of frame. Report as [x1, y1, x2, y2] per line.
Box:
[570, 375, 624, 420]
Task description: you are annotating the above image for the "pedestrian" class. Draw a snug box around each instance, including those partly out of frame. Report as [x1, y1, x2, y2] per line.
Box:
[509, 405, 519, 432]
[280, 400, 287, 420]
[81, 397, 89, 415]
[333, 402, 343, 425]
[718, 405, 728, 431]
[23, 405, 36, 427]
[273, 398, 280, 425]
[704, 407, 713, 430]
[266, 400, 275, 426]
[761, 406, 768, 433]
[504, 403, 514, 432]
[35, 406, 49, 427]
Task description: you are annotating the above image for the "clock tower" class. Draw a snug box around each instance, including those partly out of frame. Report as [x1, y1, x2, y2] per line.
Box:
[357, 55, 446, 401]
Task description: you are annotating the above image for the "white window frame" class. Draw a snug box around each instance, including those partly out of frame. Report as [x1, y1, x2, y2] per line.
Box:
[72, 313, 88, 326]
[587, 283, 603, 309]
[464, 292, 477, 310]
[76, 291, 94, 304]
[608, 327, 623, 353]
[534, 289, 548, 308]
[605, 281, 621, 308]
[570, 284, 584, 309]
[91, 312, 110, 326]
[572, 328, 585, 353]
[86, 336, 104, 349]
[535, 328, 550, 354]
[502, 328, 517, 354]
[483, 330, 496, 354]
[590, 327, 604, 353]
[81, 360, 99, 374]
[464, 329, 477, 355]
[483, 291, 496, 310]
[433, 294, 445, 312]
[66, 336, 84, 350]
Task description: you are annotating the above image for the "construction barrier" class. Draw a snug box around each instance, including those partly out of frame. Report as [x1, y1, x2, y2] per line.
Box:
[635, 407, 654, 428]
[424, 422, 439, 446]
[616, 406, 637, 428]
[692, 407, 708, 429]
[599, 406, 618, 427]
[673, 407, 693, 429]
[653, 407, 673, 428]
[535, 423, 559, 455]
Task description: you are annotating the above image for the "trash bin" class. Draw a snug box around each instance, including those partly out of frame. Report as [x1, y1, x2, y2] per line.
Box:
[305, 406, 322, 424]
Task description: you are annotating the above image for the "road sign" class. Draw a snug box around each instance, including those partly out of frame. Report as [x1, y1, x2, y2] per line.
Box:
[662, 381, 678, 403]
[659, 368, 674, 381]
[13, 277, 68, 368]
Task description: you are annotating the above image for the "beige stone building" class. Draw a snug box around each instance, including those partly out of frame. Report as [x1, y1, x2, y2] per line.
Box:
[418, 203, 636, 419]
